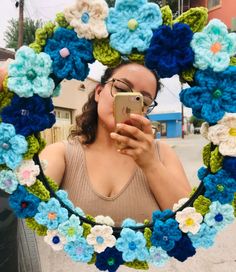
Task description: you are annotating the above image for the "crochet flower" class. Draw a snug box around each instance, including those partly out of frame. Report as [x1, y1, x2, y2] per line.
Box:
[151, 218, 182, 251]
[207, 114, 236, 157]
[14, 160, 40, 187]
[9, 185, 40, 218]
[44, 230, 67, 251]
[191, 19, 236, 72]
[95, 215, 115, 227]
[58, 215, 83, 242]
[34, 198, 68, 230]
[0, 123, 28, 170]
[175, 207, 203, 234]
[172, 197, 189, 212]
[145, 23, 194, 78]
[64, 237, 94, 262]
[87, 225, 116, 253]
[188, 223, 217, 249]
[95, 247, 124, 272]
[106, 0, 162, 54]
[121, 218, 143, 228]
[44, 27, 95, 81]
[152, 209, 174, 222]
[7, 46, 55, 98]
[203, 169, 236, 204]
[64, 0, 109, 40]
[204, 201, 234, 231]
[0, 169, 18, 194]
[1, 94, 56, 137]
[223, 156, 236, 180]
[179, 66, 236, 123]
[148, 246, 170, 267]
[116, 228, 149, 262]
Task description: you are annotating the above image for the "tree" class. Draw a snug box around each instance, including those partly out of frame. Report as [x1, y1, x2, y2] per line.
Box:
[189, 116, 204, 128]
[4, 18, 43, 50]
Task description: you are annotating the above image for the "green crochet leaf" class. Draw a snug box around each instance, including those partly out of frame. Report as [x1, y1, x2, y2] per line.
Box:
[82, 223, 91, 238]
[232, 193, 236, 217]
[210, 146, 223, 173]
[193, 195, 211, 216]
[26, 179, 50, 201]
[128, 53, 145, 64]
[45, 176, 59, 192]
[230, 57, 236, 66]
[181, 67, 196, 83]
[125, 260, 149, 270]
[25, 218, 47, 236]
[189, 186, 197, 198]
[174, 7, 208, 33]
[144, 227, 152, 249]
[88, 253, 96, 265]
[202, 143, 211, 168]
[24, 135, 40, 159]
[161, 5, 173, 26]
[55, 12, 70, 28]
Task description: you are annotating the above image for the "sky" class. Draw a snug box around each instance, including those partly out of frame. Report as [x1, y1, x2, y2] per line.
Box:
[0, 0, 192, 116]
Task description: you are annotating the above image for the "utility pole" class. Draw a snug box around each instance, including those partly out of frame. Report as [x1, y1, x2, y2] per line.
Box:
[17, 0, 24, 48]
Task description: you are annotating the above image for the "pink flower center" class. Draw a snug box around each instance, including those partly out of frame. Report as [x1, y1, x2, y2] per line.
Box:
[59, 48, 70, 58]
[22, 170, 31, 179]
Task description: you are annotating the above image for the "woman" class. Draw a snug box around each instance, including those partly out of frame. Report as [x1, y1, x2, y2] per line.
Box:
[40, 61, 191, 225]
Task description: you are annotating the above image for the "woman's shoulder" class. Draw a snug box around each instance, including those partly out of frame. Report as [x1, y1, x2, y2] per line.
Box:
[153, 139, 176, 163]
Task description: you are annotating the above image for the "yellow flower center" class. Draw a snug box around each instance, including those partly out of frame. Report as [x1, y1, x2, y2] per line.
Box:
[67, 227, 76, 236]
[127, 19, 138, 31]
[185, 218, 194, 226]
[216, 184, 224, 192]
[229, 128, 236, 136]
[210, 42, 222, 54]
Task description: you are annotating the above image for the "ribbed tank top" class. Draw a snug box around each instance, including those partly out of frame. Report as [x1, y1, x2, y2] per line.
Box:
[61, 140, 160, 225]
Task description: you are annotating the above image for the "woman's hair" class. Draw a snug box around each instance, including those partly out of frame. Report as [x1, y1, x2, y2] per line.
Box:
[69, 61, 161, 144]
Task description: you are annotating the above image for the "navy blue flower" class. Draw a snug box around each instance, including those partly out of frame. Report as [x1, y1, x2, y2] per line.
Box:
[9, 185, 40, 218]
[167, 235, 196, 262]
[203, 169, 236, 204]
[44, 27, 95, 80]
[95, 247, 124, 272]
[145, 23, 194, 78]
[179, 66, 236, 123]
[1, 94, 55, 137]
[223, 156, 236, 180]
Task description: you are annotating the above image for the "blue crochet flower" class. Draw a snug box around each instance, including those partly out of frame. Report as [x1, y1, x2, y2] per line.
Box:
[145, 23, 194, 78]
[179, 66, 236, 123]
[9, 185, 40, 218]
[95, 247, 124, 272]
[34, 198, 68, 230]
[223, 156, 236, 180]
[115, 228, 149, 262]
[64, 237, 94, 263]
[197, 167, 209, 181]
[188, 223, 217, 249]
[7, 46, 55, 98]
[204, 201, 234, 231]
[0, 123, 28, 170]
[0, 170, 18, 194]
[151, 218, 182, 251]
[1, 94, 55, 137]
[152, 209, 174, 222]
[148, 246, 170, 267]
[106, 0, 162, 54]
[121, 218, 143, 228]
[44, 27, 94, 81]
[58, 214, 83, 242]
[191, 19, 236, 72]
[203, 169, 236, 204]
[167, 235, 196, 262]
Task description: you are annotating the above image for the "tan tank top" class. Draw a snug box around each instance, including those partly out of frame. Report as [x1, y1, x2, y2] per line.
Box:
[61, 140, 160, 225]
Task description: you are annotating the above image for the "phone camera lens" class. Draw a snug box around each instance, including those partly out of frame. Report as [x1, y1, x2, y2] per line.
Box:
[136, 96, 140, 101]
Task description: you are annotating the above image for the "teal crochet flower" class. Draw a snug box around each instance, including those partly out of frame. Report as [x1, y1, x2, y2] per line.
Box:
[0, 123, 28, 170]
[106, 0, 162, 54]
[191, 19, 236, 72]
[58, 214, 83, 242]
[204, 201, 234, 231]
[148, 246, 170, 267]
[34, 198, 68, 230]
[7, 46, 55, 98]
[115, 228, 149, 262]
[0, 170, 18, 194]
[188, 223, 217, 249]
[64, 237, 94, 263]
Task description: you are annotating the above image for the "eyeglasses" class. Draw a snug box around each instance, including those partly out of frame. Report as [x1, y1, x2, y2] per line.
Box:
[105, 78, 158, 114]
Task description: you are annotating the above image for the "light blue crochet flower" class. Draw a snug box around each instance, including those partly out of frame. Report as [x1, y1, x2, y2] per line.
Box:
[0, 170, 18, 194]
[204, 201, 234, 231]
[115, 228, 149, 262]
[64, 237, 94, 263]
[188, 223, 217, 249]
[58, 214, 83, 242]
[0, 123, 28, 170]
[106, 0, 162, 54]
[121, 218, 143, 228]
[148, 246, 170, 267]
[7, 46, 55, 98]
[179, 66, 236, 123]
[34, 198, 68, 230]
[191, 19, 236, 72]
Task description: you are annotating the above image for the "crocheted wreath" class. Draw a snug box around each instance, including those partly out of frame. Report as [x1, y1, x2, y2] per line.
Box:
[1, 0, 236, 271]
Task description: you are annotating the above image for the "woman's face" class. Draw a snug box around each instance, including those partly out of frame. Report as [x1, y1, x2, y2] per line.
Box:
[95, 63, 157, 132]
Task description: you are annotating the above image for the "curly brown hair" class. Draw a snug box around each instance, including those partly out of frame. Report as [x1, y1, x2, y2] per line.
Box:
[69, 61, 161, 144]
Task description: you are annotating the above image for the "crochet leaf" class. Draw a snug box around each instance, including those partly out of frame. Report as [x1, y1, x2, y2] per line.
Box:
[55, 12, 70, 28]
[193, 195, 211, 216]
[203, 143, 211, 168]
[144, 227, 152, 249]
[128, 53, 145, 64]
[233, 193, 236, 217]
[26, 179, 50, 201]
[25, 218, 47, 236]
[88, 253, 96, 265]
[124, 260, 149, 270]
[161, 5, 173, 26]
[230, 57, 236, 66]
[210, 146, 223, 173]
[181, 67, 196, 83]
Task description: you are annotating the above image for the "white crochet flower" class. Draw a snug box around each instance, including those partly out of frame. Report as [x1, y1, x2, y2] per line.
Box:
[40, 159, 48, 171]
[64, 0, 109, 40]
[86, 225, 116, 253]
[44, 230, 67, 251]
[15, 160, 40, 186]
[175, 207, 203, 234]
[172, 197, 189, 212]
[207, 114, 236, 157]
[95, 215, 115, 227]
[200, 122, 210, 140]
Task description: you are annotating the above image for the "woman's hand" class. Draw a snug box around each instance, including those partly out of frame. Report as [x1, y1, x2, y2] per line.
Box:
[110, 113, 159, 170]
